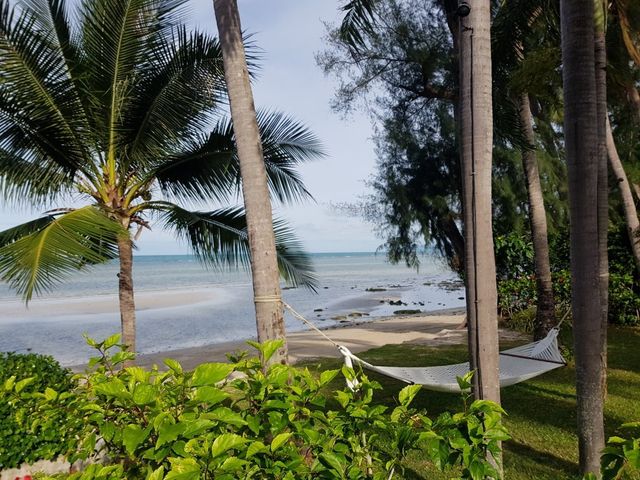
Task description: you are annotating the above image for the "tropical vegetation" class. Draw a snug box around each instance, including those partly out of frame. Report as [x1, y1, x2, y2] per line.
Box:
[5, 337, 508, 479]
[0, 0, 323, 354]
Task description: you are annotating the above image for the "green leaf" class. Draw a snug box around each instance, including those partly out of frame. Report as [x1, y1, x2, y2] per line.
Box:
[146, 466, 165, 480]
[164, 359, 183, 375]
[398, 384, 422, 407]
[103, 333, 121, 349]
[0, 207, 124, 302]
[271, 432, 293, 452]
[220, 456, 248, 472]
[203, 407, 247, 427]
[133, 384, 157, 405]
[191, 362, 234, 386]
[211, 433, 247, 458]
[165, 457, 200, 480]
[15, 377, 35, 393]
[245, 441, 268, 458]
[319, 452, 345, 475]
[123, 424, 150, 456]
[319, 369, 339, 386]
[94, 379, 129, 399]
[193, 386, 228, 405]
[262, 339, 285, 363]
[157, 422, 186, 448]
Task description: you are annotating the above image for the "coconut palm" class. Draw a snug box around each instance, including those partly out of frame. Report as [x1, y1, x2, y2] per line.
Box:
[560, 0, 606, 474]
[213, 0, 291, 365]
[0, 0, 322, 356]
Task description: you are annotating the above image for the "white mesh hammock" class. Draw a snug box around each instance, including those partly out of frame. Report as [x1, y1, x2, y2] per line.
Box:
[337, 328, 566, 393]
[281, 301, 566, 393]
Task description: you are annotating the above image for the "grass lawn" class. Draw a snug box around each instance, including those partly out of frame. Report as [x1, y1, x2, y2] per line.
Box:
[303, 326, 640, 479]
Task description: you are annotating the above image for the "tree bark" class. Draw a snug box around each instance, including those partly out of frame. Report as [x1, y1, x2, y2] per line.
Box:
[458, 0, 501, 405]
[560, 0, 605, 474]
[594, 1, 609, 400]
[117, 234, 136, 360]
[607, 118, 640, 272]
[518, 94, 556, 340]
[213, 0, 287, 365]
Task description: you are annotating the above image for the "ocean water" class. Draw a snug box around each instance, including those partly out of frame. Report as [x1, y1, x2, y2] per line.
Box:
[0, 253, 465, 365]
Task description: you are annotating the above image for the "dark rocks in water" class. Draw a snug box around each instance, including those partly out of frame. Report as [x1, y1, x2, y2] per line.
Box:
[418, 302, 424, 306]
[423, 282, 433, 286]
[393, 309, 422, 315]
[323, 286, 329, 289]
[379, 300, 385, 303]
[282, 286, 296, 290]
[347, 311, 369, 318]
[458, 297, 465, 300]
[331, 315, 347, 321]
[314, 308, 323, 312]
[388, 300, 407, 306]
[365, 287, 387, 292]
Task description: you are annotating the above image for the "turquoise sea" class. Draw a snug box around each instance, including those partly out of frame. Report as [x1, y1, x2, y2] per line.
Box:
[0, 252, 465, 365]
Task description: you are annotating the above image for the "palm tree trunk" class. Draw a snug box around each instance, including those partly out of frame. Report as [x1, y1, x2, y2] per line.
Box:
[458, 0, 501, 404]
[594, 2, 609, 400]
[607, 118, 640, 272]
[117, 234, 136, 359]
[213, 0, 287, 366]
[518, 94, 556, 340]
[560, 0, 605, 474]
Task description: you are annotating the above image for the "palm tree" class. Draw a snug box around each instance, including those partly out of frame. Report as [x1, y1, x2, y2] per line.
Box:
[458, 0, 501, 404]
[213, 0, 290, 366]
[560, 0, 606, 474]
[0, 0, 321, 356]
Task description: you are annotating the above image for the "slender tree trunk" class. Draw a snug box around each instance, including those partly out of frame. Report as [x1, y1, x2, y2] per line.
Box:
[518, 94, 556, 340]
[594, 1, 609, 400]
[458, 0, 501, 405]
[606, 118, 640, 272]
[117, 235, 136, 359]
[213, 0, 287, 365]
[560, 0, 605, 474]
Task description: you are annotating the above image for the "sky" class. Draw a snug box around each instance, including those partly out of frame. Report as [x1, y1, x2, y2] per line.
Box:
[0, 1, 384, 254]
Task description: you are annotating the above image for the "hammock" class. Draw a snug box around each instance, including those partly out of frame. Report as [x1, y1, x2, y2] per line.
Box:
[282, 301, 567, 393]
[337, 328, 566, 393]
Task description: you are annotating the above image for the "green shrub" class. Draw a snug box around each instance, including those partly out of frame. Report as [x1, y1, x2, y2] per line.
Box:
[12, 335, 510, 480]
[583, 422, 640, 480]
[0, 352, 77, 469]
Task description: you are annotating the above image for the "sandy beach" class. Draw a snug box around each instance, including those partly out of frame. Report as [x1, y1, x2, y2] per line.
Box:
[132, 308, 474, 370]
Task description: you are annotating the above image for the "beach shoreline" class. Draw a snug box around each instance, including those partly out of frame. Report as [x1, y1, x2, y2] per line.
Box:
[70, 307, 468, 371]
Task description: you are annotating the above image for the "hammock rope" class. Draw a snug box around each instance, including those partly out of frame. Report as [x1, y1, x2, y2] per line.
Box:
[280, 300, 567, 393]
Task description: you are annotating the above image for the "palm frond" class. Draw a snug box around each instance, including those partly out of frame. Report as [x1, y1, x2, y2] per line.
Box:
[0, 0, 91, 174]
[339, 0, 379, 53]
[0, 206, 124, 302]
[77, 0, 187, 156]
[210, 110, 324, 204]
[154, 203, 317, 289]
[149, 143, 235, 204]
[0, 147, 75, 205]
[124, 28, 226, 171]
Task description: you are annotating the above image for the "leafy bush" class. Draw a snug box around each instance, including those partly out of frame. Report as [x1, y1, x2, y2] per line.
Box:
[10, 335, 510, 480]
[496, 228, 640, 326]
[0, 352, 77, 468]
[583, 422, 640, 480]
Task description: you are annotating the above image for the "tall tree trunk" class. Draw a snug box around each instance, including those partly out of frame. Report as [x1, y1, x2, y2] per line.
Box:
[213, 0, 287, 365]
[117, 234, 136, 360]
[594, 0, 609, 400]
[560, 0, 605, 474]
[606, 118, 640, 272]
[518, 94, 556, 340]
[458, 0, 501, 404]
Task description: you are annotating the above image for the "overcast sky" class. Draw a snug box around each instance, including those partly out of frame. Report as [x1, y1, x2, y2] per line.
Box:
[0, 1, 382, 254]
